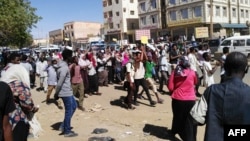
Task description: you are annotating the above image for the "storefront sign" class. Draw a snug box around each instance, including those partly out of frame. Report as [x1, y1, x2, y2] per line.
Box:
[168, 18, 202, 27]
[195, 27, 209, 38]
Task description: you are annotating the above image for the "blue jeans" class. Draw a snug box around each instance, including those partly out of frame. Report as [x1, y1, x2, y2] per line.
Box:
[61, 95, 77, 134]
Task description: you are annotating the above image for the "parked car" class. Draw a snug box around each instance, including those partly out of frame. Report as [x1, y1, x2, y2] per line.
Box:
[208, 39, 220, 55]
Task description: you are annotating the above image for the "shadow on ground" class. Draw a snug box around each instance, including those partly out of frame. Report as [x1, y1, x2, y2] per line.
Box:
[143, 124, 181, 141]
[109, 96, 128, 109]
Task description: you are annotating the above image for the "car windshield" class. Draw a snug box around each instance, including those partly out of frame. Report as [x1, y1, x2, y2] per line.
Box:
[221, 40, 231, 46]
[208, 40, 220, 47]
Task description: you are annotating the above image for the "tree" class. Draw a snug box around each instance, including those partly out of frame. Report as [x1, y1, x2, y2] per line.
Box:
[0, 0, 41, 48]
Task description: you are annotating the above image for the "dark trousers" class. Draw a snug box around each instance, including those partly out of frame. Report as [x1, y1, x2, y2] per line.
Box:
[30, 73, 36, 87]
[134, 78, 153, 103]
[171, 99, 197, 141]
[195, 71, 200, 94]
[13, 121, 29, 141]
[159, 71, 169, 91]
[125, 81, 134, 106]
[107, 66, 114, 83]
[88, 74, 99, 93]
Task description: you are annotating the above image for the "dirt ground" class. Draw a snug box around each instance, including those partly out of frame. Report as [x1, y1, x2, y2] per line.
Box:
[25, 59, 250, 141]
[27, 78, 207, 141]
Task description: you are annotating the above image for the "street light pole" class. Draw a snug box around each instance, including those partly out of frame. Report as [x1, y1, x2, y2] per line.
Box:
[210, 0, 214, 38]
[210, 0, 213, 39]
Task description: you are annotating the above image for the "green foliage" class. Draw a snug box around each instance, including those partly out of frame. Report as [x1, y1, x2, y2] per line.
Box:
[0, 0, 42, 47]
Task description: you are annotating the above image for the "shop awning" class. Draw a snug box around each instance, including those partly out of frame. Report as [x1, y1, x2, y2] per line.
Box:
[216, 23, 248, 28]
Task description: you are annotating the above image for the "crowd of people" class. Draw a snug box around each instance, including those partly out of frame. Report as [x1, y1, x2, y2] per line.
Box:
[1, 38, 250, 141]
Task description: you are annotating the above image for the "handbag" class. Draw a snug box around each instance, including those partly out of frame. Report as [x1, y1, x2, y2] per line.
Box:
[190, 95, 207, 125]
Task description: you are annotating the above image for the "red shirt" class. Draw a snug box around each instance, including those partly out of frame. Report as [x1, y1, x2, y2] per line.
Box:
[167, 68, 197, 101]
[69, 64, 83, 84]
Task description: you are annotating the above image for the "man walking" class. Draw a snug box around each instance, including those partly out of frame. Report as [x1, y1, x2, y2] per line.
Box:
[54, 49, 78, 137]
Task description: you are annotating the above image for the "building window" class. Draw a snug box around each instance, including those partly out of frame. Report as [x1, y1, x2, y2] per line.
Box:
[181, 8, 188, 19]
[246, 10, 249, 18]
[151, 15, 158, 24]
[232, 0, 236, 2]
[241, 9, 244, 18]
[182, 0, 187, 2]
[116, 11, 119, 16]
[123, 8, 126, 12]
[103, 0, 107, 7]
[109, 23, 114, 29]
[207, 5, 211, 16]
[151, 0, 157, 9]
[115, 0, 119, 4]
[140, 2, 146, 12]
[108, 11, 113, 17]
[117, 24, 120, 28]
[130, 10, 135, 15]
[246, 0, 248, 4]
[194, 6, 202, 17]
[223, 7, 227, 17]
[71, 32, 74, 37]
[140, 17, 146, 25]
[232, 8, 236, 17]
[71, 25, 73, 29]
[108, 0, 112, 5]
[170, 0, 176, 5]
[131, 23, 135, 29]
[240, 0, 243, 3]
[104, 12, 108, 18]
[170, 11, 177, 20]
[130, 0, 134, 3]
[215, 6, 220, 16]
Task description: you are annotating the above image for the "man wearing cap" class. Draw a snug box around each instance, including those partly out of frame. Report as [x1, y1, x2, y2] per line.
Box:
[132, 47, 156, 106]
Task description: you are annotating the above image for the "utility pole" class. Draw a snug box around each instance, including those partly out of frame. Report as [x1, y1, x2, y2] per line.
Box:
[120, 19, 123, 47]
[210, 0, 213, 39]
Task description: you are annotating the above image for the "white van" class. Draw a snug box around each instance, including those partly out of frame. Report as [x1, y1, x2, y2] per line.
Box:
[216, 35, 250, 59]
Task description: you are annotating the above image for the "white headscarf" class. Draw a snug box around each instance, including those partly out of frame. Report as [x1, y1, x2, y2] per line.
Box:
[0, 64, 30, 88]
[78, 53, 85, 66]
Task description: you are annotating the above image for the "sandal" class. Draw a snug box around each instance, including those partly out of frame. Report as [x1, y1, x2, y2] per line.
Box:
[158, 99, 164, 104]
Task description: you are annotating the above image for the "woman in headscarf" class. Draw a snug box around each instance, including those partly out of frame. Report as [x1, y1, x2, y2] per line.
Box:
[167, 56, 198, 141]
[0, 53, 39, 141]
[78, 53, 91, 97]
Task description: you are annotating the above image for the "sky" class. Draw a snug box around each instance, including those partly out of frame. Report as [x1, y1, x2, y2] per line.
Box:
[30, 0, 103, 39]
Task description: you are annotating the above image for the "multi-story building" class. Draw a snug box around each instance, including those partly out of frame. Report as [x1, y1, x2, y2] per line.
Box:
[49, 29, 63, 45]
[63, 21, 102, 48]
[103, 0, 139, 44]
[166, 0, 250, 40]
[138, 0, 167, 41]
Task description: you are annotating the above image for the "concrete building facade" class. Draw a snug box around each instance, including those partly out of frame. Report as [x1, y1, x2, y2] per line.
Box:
[138, 0, 167, 41]
[63, 21, 102, 47]
[49, 29, 63, 45]
[166, 0, 250, 40]
[103, 0, 139, 44]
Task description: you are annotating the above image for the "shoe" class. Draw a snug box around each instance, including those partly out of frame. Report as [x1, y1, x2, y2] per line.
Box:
[94, 92, 102, 95]
[133, 102, 140, 106]
[137, 94, 142, 99]
[150, 101, 157, 106]
[78, 106, 85, 111]
[46, 100, 50, 105]
[104, 84, 109, 87]
[64, 131, 78, 137]
[84, 95, 88, 98]
[36, 87, 41, 91]
[127, 105, 136, 110]
[58, 105, 63, 110]
[157, 99, 164, 104]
